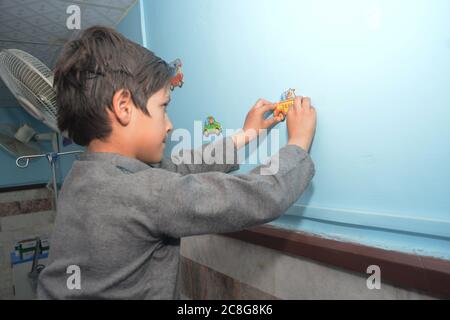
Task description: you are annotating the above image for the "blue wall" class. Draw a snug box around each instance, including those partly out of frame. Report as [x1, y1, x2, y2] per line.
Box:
[142, 0, 450, 259]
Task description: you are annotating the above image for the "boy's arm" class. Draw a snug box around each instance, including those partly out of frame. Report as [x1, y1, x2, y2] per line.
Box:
[134, 143, 315, 238]
[150, 136, 240, 175]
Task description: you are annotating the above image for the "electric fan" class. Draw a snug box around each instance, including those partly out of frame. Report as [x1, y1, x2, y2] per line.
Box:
[0, 49, 83, 204]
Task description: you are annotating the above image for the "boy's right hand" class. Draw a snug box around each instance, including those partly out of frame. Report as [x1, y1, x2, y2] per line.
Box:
[287, 96, 316, 152]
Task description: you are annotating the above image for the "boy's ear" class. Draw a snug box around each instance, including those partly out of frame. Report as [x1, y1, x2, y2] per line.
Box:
[111, 89, 133, 126]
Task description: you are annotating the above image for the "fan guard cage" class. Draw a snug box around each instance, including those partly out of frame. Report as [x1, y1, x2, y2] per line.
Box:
[0, 49, 58, 132]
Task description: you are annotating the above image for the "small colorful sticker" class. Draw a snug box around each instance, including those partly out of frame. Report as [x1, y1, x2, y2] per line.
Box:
[169, 58, 184, 91]
[203, 116, 222, 137]
[273, 88, 296, 122]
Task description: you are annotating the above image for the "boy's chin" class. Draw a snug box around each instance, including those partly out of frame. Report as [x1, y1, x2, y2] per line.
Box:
[138, 148, 164, 164]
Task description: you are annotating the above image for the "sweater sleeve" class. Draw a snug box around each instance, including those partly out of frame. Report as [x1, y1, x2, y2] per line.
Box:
[149, 136, 240, 175]
[135, 144, 315, 238]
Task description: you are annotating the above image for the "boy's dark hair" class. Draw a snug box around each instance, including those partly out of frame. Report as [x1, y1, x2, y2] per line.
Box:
[54, 25, 172, 146]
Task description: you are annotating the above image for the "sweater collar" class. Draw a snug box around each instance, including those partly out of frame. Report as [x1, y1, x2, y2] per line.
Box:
[78, 151, 158, 173]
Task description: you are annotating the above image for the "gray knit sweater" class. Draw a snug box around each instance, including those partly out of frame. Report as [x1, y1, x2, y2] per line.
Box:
[37, 136, 314, 299]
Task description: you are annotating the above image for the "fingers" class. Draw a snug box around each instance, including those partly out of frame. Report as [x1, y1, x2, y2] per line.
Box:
[254, 98, 272, 109]
[260, 102, 277, 113]
[293, 96, 302, 110]
[256, 97, 312, 109]
[264, 116, 281, 128]
[302, 97, 311, 110]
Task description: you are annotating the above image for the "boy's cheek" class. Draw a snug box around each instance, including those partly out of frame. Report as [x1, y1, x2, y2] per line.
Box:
[135, 116, 166, 162]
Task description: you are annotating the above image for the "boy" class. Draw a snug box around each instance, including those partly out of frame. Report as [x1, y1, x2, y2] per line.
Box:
[37, 26, 316, 299]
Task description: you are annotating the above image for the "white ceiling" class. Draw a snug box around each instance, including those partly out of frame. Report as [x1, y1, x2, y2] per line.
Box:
[0, 0, 138, 107]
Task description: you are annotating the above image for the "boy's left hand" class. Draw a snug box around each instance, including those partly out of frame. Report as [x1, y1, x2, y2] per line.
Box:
[232, 99, 281, 149]
[243, 99, 280, 134]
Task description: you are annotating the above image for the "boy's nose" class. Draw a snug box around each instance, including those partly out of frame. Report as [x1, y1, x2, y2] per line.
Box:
[166, 118, 173, 133]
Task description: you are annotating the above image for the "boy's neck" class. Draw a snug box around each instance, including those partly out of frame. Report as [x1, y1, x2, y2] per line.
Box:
[87, 139, 136, 159]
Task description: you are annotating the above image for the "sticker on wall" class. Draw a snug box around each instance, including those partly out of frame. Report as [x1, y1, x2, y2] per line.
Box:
[203, 116, 222, 137]
[169, 59, 184, 91]
[273, 88, 296, 122]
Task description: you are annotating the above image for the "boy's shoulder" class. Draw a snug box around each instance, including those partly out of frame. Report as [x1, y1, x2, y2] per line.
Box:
[60, 152, 173, 200]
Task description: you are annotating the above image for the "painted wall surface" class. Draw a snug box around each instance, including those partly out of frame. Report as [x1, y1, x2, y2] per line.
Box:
[143, 0, 450, 259]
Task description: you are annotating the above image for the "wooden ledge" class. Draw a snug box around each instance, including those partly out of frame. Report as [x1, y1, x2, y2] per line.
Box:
[224, 225, 450, 299]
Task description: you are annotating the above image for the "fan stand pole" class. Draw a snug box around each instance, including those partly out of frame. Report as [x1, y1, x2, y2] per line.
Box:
[51, 132, 61, 204]
[48, 152, 59, 204]
[16, 150, 84, 210]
